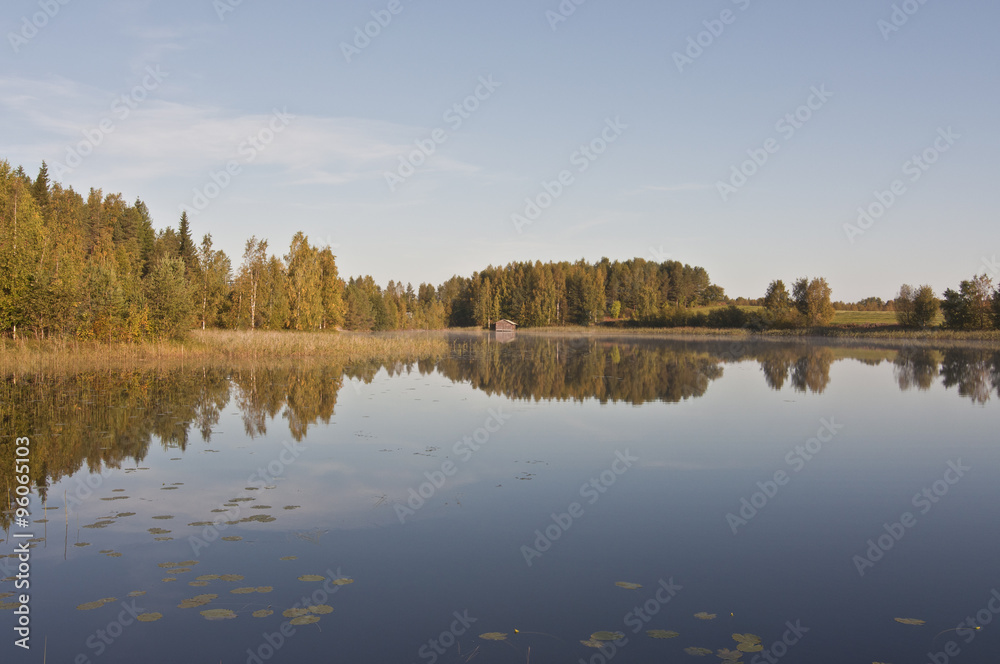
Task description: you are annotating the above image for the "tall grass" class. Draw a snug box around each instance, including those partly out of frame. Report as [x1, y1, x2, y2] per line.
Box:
[0, 329, 452, 375]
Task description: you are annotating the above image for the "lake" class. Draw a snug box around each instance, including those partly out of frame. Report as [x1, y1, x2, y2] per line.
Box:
[2, 333, 999, 663]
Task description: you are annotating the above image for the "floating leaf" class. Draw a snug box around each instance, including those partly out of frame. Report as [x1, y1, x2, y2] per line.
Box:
[171, 568, 192, 574]
[580, 639, 603, 648]
[222, 536, 242, 541]
[152, 515, 174, 520]
[148, 528, 171, 535]
[196, 575, 220, 581]
[218, 574, 244, 582]
[189, 521, 214, 527]
[162, 577, 177, 583]
[253, 609, 274, 618]
[231, 587, 256, 594]
[307, 604, 333, 614]
[290, 615, 320, 626]
[298, 575, 325, 582]
[74, 542, 90, 547]
[136, 613, 162, 622]
[283, 506, 301, 510]
[256, 586, 273, 594]
[737, 643, 763, 653]
[201, 609, 236, 620]
[178, 594, 218, 609]
[894, 618, 926, 626]
[717, 648, 744, 661]
[590, 631, 625, 641]
[0, 601, 20, 610]
[283, 608, 311, 618]
[694, 612, 717, 620]
[684, 647, 713, 656]
[647, 630, 680, 639]
[83, 520, 115, 529]
[615, 582, 642, 590]
[479, 632, 508, 640]
[732, 634, 761, 644]
[77, 598, 116, 611]
[189, 581, 209, 587]
[330, 578, 354, 586]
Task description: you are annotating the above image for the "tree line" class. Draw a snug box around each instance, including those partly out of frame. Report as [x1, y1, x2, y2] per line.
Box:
[1, 161, 998, 339]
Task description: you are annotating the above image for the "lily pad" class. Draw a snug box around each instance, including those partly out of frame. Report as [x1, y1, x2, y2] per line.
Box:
[717, 648, 743, 661]
[178, 594, 218, 609]
[196, 575, 220, 581]
[283, 608, 311, 618]
[298, 575, 325, 582]
[615, 582, 642, 589]
[684, 647, 713, 656]
[590, 631, 625, 641]
[290, 615, 320, 626]
[647, 630, 680, 639]
[77, 598, 117, 611]
[252, 609, 274, 618]
[694, 612, 717, 620]
[330, 578, 354, 586]
[189, 581, 209, 587]
[894, 618, 926, 626]
[219, 574, 244, 582]
[221, 536, 242, 542]
[257, 586, 274, 594]
[148, 528, 171, 535]
[136, 613, 162, 622]
[580, 639, 604, 648]
[307, 604, 333, 614]
[231, 587, 256, 594]
[479, 632, 508, 640]
[201, 609, 236, 620]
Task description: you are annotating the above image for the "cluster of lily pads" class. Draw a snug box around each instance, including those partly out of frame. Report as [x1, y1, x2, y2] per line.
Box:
[71, 556, 354, 626]
[469, 582, 935, 661]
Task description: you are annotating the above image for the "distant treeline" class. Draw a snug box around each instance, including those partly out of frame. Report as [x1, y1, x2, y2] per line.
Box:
[1, 161, 998, 340]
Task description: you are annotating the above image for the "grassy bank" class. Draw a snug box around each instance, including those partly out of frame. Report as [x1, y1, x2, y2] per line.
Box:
[0, 329, 451, 375]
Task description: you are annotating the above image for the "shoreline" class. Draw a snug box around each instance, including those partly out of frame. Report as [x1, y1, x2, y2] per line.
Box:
[2, 325, 997, 374]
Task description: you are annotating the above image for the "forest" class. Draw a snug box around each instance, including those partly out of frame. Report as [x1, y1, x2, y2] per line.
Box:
[2, 160, 998, 341]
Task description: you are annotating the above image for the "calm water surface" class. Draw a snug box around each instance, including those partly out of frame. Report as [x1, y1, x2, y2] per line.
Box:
[2, 334, 999, 663]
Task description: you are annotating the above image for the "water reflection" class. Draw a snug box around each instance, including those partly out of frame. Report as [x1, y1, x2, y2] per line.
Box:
[3, 336, 1000, 518]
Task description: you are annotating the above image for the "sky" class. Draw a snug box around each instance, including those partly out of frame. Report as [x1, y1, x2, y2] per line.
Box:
[2, 0, 997, 301]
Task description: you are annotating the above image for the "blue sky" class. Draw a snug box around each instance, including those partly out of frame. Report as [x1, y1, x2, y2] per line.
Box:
[2, 0, 997, 301]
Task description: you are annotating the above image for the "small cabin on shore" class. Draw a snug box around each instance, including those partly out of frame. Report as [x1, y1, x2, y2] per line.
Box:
[494, 319, 518, 332]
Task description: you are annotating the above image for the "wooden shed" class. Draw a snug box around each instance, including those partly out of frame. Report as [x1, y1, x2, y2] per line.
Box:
[494, 319, 518, 332]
